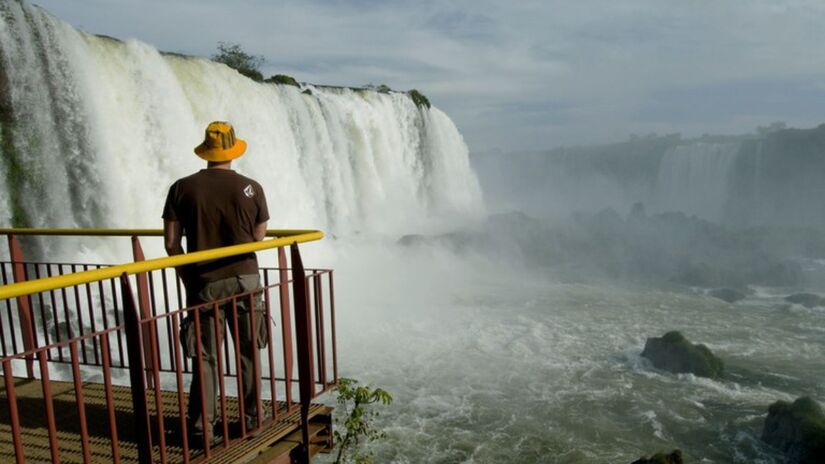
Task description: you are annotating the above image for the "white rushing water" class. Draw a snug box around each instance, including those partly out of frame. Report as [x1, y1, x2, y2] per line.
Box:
[0, 1, 483, 260]
[653, 142, 741, 222]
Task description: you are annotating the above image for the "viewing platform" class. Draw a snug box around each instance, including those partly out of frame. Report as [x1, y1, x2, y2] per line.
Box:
[0, 229, 339, 463]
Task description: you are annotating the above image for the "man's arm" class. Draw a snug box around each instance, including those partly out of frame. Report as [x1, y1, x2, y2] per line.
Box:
[254, 221, 267, 242]
[164, 219, 194, 287]
[164, 219, 184, 256]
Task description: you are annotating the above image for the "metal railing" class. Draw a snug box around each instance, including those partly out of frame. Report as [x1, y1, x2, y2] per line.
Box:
[0, 229, 338, 463]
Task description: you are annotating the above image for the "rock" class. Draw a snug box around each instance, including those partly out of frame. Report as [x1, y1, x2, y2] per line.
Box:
[675, 262, 730, 288]
[631, 449, 683, 464]
[762, 397, 825, 464]
[397, 234, 427, 247]
[709, 288, 747, 303]
[785, 293, 825, 309]
[641, 331, 723, 378]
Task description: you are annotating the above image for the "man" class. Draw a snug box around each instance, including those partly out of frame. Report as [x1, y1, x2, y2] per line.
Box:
[162, 121, 269, 443]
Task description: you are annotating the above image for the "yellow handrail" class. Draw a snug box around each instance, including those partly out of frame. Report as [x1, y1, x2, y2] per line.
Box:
[0, 229, 324, 300]
[0, 228, 317, 237]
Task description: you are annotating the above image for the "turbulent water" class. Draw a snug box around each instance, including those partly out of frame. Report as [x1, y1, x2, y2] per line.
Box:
[331, 244, 824, 463]
[2, 2, 824, 464]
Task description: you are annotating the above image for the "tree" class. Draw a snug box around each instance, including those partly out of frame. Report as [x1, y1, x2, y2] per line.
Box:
[212, 42, 264, 82]
[333, 378, 393, 464]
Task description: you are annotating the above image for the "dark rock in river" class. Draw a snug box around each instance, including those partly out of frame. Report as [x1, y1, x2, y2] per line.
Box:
[397, 234, 427, 247]
[641, 331, 723, 378]
[785, 293, 825, 309]
[761, 396, 825, 464]
[630, 449, 683, 464]
[709, 288, 747, 303]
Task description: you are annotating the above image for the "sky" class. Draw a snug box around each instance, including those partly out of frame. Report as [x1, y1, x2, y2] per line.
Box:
[33, 0, 825, 154]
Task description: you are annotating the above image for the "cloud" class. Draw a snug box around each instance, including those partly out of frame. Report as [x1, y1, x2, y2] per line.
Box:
[32, 0, 825, 152]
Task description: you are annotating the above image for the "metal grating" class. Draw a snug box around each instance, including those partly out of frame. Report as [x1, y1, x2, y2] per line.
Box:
[0, 378, 330, 463]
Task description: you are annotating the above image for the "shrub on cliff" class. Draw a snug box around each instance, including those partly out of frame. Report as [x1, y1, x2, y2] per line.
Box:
[408, 89, 430, 109]
[266, 74, 300, 87]
[212, 42, 264, 82]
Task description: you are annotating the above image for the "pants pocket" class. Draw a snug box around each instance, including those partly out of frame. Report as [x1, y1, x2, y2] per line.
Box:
[237, 274, 270, 349]
[181, 315, 197, 358]
[254, 310, 269, 349]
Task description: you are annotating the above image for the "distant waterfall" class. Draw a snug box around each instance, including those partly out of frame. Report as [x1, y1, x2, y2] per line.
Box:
[653, 142, 740, 221]
[0, 1, 483, 251]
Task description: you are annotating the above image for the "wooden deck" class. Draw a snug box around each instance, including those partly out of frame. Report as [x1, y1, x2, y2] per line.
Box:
[0, 377, 332, 463]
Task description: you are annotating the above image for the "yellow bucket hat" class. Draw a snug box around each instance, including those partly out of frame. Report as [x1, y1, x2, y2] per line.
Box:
[194, 121, 247, 162]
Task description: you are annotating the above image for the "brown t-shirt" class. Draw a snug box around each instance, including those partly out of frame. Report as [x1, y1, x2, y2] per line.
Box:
[162, 169, 269, 284]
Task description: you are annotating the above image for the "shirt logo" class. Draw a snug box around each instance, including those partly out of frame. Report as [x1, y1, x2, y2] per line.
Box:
[243, 184, 255, 198]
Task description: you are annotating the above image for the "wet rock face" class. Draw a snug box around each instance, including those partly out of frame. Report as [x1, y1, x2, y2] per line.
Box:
[762, 397, 825, 464]
[785, 293, 825, 309]
[640, 331, 723, 379]
[630, 449, 683, 464]
[709, 288, 746, 303]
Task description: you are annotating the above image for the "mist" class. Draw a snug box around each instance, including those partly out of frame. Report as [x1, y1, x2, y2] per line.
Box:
[464, 125, 825, 290]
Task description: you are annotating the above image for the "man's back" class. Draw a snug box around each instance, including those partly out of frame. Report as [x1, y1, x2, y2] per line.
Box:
[163, 166, 268, 282]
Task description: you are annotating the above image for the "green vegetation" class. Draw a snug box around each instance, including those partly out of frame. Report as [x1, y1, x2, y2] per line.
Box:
[265, 74, 300, 87]
[333, 378, 393, 464]
[308, 84, 432, 109]
[408, 89, 430, 109]
[364, 84, 391, 93]
[211, 42, 264, 82]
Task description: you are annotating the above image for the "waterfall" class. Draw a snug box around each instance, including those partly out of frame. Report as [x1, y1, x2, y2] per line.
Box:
[0, 1, 484, 260]
[653, 142, 741, 221]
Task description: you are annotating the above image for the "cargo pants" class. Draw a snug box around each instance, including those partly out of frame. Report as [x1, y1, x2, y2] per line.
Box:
[184, 274, 268, 435]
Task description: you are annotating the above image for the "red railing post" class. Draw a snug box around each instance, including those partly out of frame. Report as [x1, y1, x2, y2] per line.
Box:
[278, 247, 294, 405]
[37, 351, 60, 463]
[291, 243, 314, 464]
[329, 271, 338, 384]
[3, 360, 25, 464]
[131, 237, 156, 388]
[313, 274, 326, 387]
[120, 273, 154, 464]
[7, 234, 36, 378]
